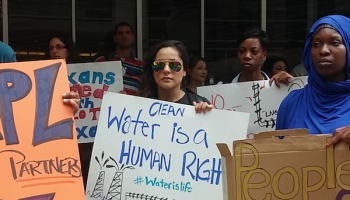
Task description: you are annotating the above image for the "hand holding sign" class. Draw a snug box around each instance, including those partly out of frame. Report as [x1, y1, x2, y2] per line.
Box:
[63, 82, 83, 114]
[326, 125, 350, 146]
[269, 71, 293, 87]
[193, 101, 213, 113]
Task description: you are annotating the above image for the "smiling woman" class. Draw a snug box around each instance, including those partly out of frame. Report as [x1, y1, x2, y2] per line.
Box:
[276, 15, 350, 146]
[138, 40, 212, 113]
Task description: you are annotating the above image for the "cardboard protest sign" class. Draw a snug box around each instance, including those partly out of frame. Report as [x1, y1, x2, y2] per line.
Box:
[218, 129, 350, 200]
[85, 92, 250, 200]
[0, 59, 85, 200]
[68, 61, 123, 143]
[198, 77, 308, 138]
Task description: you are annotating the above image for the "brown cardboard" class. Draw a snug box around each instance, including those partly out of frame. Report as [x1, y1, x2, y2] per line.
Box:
[218, 129, 350, 200]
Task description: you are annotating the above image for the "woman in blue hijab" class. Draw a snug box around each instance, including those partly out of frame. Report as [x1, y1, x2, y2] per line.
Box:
[276, 15, 350, 146]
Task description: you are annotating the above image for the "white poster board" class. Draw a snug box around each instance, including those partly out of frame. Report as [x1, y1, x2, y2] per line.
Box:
[67, 61, 123, 143]
[198, 76, 308, 138]
[85, 92, 250, 200]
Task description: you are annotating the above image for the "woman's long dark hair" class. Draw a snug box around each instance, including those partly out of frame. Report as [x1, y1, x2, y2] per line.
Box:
[45, 33, 80, 63]
[138, 40, 189, 98]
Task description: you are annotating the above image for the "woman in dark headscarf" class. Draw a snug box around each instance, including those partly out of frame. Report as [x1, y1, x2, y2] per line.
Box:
[276, 15, 350, 145]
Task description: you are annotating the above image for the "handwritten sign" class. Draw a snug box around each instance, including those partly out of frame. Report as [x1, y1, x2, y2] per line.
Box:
[218, 130, 350, 200]
[68, 61, 123, 143]
[85, 92, 250, 200]
[198, 77, 308, 137]
[0, 59, 85, 200]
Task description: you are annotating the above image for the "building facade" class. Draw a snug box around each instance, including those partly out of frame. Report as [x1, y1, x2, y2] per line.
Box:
[1, 0, 349, 83]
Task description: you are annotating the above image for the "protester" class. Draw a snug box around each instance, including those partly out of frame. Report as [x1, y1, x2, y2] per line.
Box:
[139, 40, 212, 113]
[44, 33, 82, 124]
[45, 33, 80, 63]
[229, 27, 292, 86]
[231, 27, 270, 82]
[185, 56, 208, 94]
[95, 22, 143, 95]
[0, 41, 17, 63]
[44, 33, 81, 113]
[276, 15, 350, 146]
[45, 33, 89, 187]
[262, 55, 288, 78]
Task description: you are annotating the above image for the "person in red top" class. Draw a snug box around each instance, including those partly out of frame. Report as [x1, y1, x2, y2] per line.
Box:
[95, 22, 143, 95]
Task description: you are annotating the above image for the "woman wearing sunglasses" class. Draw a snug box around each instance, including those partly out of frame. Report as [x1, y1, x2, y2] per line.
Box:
[139, 40, 212, 113]
[45, 33, 80, 64]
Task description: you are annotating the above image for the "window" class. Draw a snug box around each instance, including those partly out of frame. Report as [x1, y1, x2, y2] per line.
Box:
[142, 0, 201, 56]
[205, 0, 261, 83]
[75, 0, 137, 62]
[8, 0, 72, 61]
[4, 0, 350, 65]
[266, 0, 307, 71]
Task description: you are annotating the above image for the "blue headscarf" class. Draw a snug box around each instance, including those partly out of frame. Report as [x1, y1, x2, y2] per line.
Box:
[276, 15, 350, 134]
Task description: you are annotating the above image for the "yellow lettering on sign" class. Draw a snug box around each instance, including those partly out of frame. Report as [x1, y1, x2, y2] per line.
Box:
[336, 161, 350, 190]
[234, 143, 259, 200]
[243, 169, 272, 200]
[302, 167, 325, 200]
[272, 167, 299, 199]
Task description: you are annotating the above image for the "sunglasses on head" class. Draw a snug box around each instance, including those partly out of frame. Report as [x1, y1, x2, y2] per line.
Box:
[152, 60, 182, 72]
